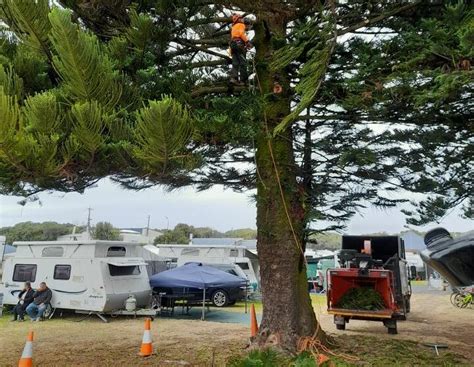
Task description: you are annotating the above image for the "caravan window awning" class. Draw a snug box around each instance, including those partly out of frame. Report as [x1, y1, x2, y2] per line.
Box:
[106, 261, 147, 266]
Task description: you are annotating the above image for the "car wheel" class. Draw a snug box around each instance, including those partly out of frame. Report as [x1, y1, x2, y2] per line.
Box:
[211, 290, 229, 307]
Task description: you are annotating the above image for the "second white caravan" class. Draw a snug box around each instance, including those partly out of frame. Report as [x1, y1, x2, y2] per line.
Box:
[151, 244, 260, 289]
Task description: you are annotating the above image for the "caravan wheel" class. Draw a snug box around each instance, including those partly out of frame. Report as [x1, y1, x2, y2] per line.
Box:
[211, 290, 229, 307]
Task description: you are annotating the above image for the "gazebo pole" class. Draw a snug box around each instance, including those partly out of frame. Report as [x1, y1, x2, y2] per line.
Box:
[245, 280, 248, 314]
[201, 287, 206, 321]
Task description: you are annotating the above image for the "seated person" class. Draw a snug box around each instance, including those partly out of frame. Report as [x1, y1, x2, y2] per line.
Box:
[26, 282, 52, 322]
[11, 281, 34, 322]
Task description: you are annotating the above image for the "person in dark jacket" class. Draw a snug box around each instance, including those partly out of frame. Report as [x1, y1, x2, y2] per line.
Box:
[26, 282, 52, 321]
[11, 281, 34, 321]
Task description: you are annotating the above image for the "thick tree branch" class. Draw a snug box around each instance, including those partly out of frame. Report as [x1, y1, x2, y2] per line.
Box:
[174, 38, 231, 60]
[174, 59, 229, 70]
[179, 37, 229, 47]
[191, 83, 247, 97]
[337, 1, 422, 37]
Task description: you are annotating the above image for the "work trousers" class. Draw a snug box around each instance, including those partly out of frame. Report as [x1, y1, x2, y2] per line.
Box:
[230, 40, 248, 82]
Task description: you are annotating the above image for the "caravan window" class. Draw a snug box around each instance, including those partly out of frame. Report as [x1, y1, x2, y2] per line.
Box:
[54, 265, 71, 280]
[42, 247, 64, 257]
[236, 262, 250, 270]
[107, 246, 126, 257]
[108, 264, 140, 276]
[13, 264, 37, 282]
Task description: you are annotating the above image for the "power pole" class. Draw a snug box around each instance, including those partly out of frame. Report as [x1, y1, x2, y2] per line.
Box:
[87, 207, 93, 235]
[146, 215, 151, 236]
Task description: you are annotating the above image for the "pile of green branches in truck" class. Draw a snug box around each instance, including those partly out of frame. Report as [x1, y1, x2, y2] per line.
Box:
[335, 287, 386, 311]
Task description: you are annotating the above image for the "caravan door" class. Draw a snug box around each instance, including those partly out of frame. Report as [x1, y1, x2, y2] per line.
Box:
[104, 260, 151, 311]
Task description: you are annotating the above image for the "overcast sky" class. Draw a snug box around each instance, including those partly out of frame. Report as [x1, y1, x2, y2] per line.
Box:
[0, 178, 472, 234]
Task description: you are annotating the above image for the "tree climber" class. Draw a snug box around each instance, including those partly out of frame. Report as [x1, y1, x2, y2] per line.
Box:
[229, 14, 252, 85]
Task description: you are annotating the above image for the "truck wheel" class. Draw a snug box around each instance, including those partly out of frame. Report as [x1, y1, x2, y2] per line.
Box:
[388, 326, 397, 335]
[384, 320, 397, 334]
[336, 323, 345, 330]
[404, 296, 411, 313]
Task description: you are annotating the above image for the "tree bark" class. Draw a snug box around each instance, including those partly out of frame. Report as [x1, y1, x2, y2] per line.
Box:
[253, 14, 326, 353]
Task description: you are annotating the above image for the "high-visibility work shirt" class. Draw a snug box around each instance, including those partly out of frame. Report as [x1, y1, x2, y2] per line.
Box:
[231, 22, 248, 42]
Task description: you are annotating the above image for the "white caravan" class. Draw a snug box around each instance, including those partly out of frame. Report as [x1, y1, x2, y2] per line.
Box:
[1, 240, 151, 313]
[152, 244, 260, 289]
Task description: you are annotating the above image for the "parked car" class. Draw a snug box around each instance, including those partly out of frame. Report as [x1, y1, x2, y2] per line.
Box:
[150, 263, 246, 307]
[201, 263, 254, 298]
[153, 285, 244, 307]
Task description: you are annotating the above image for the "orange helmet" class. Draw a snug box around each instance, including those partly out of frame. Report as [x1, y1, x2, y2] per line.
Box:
[232, 14, 243, 24]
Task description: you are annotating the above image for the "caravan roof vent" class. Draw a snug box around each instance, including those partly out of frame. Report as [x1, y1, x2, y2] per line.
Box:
[42, 246, 64, 257]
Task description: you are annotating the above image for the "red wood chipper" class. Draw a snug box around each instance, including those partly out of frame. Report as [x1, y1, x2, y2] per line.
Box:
[327, 235, 411, 334]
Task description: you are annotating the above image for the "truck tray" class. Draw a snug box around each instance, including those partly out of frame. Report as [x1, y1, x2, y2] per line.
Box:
[328, 307, 393, 319]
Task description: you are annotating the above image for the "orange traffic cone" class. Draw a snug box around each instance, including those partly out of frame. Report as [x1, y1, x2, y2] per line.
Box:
[250, 304, 258, 337]
[18, 331, 34, 367]
[139, 318, 153, 357]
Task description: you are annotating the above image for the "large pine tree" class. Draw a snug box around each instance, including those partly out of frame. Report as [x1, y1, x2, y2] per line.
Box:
[0, 0, 472, 351]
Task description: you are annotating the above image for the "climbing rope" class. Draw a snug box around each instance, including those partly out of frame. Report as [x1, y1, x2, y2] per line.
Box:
[253, 60, 307, 267]
[253, 45, 358, 366]
[297, 335, 360, 364]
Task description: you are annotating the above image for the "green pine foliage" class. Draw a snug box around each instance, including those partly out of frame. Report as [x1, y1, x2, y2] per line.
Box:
[0, 64, 23, 98]
[0, 2, 197, 196]
[271, 12, 336, 134]
[1, 0, 51, 58]
[133, 97, 197, 174]
[0, 0, 471, 227]
[48, 8, 122, 111]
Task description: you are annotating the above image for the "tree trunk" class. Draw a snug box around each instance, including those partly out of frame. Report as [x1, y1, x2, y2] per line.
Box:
[253, 15, 326, 353]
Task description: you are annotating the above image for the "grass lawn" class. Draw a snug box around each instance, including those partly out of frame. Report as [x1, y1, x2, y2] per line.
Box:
[227, 294, 326, 314]
[230, 336, 469, 366]
[411, 280, 428, 286]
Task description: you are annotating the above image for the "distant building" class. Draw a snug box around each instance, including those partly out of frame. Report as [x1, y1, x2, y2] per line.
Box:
[400, 230, 425, 251]
[401, 231, 431, 280]
[119, 228, 163, 244]
[57, 231, 92, 241]
[190, 237, 257, 251]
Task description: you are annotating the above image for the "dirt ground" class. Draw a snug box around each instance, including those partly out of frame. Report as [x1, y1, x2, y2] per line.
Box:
[0, 316, 249, 366]
[316, 290, 474, 362]
[0, 288, 472, 366]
